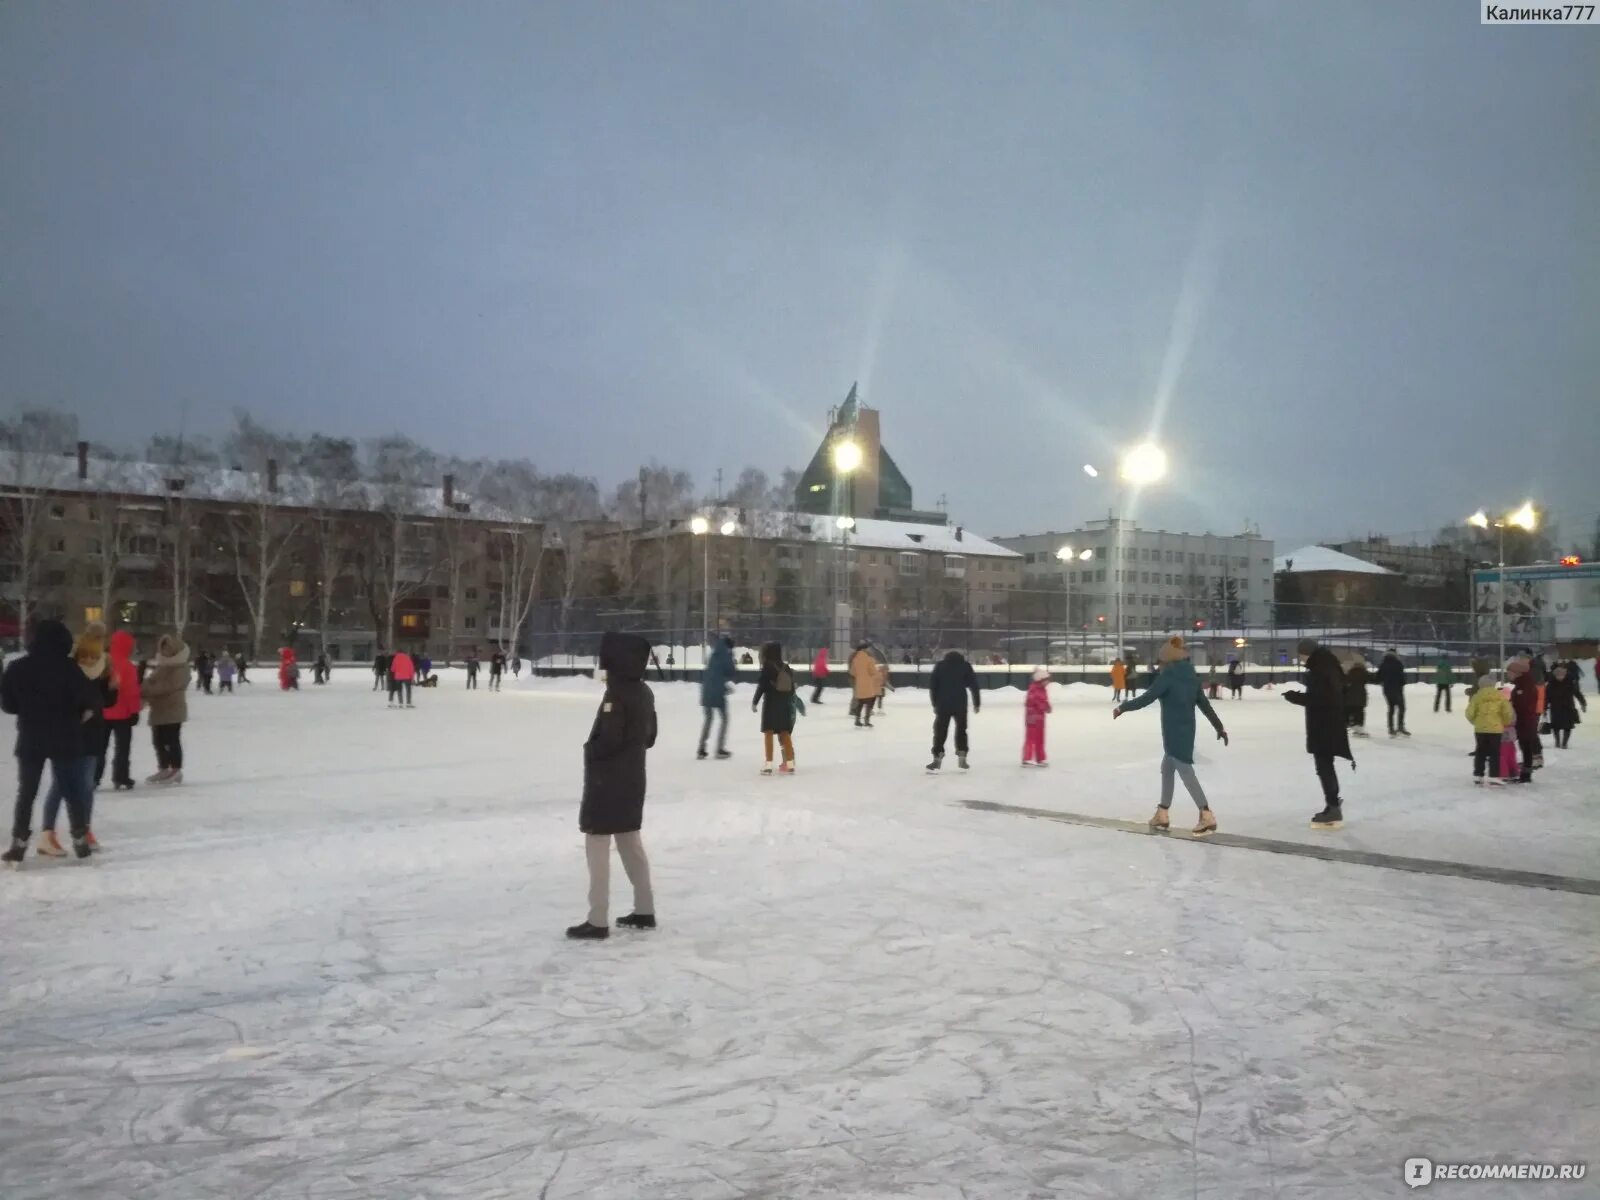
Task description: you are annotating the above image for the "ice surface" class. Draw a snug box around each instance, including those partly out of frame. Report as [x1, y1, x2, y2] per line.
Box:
[1, 673, 1596, 1199]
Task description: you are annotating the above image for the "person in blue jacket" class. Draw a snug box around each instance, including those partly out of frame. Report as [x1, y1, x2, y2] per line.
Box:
[697, 635, 736, 760]
[1114, 635, 1229, 836]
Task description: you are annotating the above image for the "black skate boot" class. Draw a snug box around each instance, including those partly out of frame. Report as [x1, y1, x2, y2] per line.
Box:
[696, 748, 708, 760]
[1310, 805, 1343, 830]
[616, 913, 657, 930]
[957, 753, 970, 770]
[565, 922, 609, 940]
[72, 834, 93, 860]
[2, 837, 26, 868]
[926, 755, 942, 773]
[715, 749, 732, 760]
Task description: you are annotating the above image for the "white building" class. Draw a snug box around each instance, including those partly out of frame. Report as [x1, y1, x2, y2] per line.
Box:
[996, 519, 1275, 632]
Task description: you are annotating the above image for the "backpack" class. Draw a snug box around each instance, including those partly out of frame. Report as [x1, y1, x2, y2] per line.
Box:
[774, 666, 793, 694]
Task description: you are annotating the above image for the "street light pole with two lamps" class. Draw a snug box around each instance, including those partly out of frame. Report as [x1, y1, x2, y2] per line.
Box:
[1082, 442, 1168, 664]
[1467, 501, 1538, 677]
[830, 439, 862, 656]
[1055, 545, 1094, 667]
[690, 515, 740, 660]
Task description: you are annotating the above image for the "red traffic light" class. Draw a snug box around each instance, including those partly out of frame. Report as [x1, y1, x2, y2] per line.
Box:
[1560, 555, 1582, 567]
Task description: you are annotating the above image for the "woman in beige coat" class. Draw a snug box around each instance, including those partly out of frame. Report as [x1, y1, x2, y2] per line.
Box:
[849, 642, 880, 728]
[141, 635, 192, 785]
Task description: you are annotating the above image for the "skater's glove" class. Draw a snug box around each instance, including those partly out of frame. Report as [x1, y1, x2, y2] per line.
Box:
[1283, 690, 1306, 706]
[1112, 706, 1123, 719]
[1217, 729, 1229, 746]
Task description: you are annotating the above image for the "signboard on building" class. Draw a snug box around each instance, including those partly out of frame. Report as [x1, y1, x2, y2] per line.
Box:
[1472, 562, 1600, 643]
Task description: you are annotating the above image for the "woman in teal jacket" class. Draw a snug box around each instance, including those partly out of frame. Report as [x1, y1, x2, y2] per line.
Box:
[1114, 636, 1229, 836]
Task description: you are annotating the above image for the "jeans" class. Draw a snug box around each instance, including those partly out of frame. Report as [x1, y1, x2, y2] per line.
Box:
[932, 710, 969, 758]
[1385, 689, 1407, 734]
[1312, 752, 1341, 807]
[43, 756, 98, 832]
[1473, 732, 1501, 778]
[698, 701, 728, 754]
[108, 720, 135, 786]
[152, 723, 183, 771]
[14, 754, 89, 840]
[1159, 755, 1210, 811]
[1434, 685, 1452, 712]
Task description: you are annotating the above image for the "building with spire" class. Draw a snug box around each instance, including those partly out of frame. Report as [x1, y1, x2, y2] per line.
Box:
[793, 384, 946, 525]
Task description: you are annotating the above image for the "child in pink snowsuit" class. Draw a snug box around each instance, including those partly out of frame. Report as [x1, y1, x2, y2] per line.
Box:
[1023, 667, 1052, 765]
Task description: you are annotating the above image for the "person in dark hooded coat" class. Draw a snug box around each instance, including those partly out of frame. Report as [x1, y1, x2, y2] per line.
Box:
[569, 632, 658, 940]
[1376, 649, 1409, 736]
[1544, 664, 1585, 749]
[1285, 639, 1354, 829]
[927, 650, 981, 771]
[1, 619, 100, 864]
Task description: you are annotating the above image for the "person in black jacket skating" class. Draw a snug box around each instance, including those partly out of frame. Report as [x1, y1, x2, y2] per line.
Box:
[488, 650, 505, 691]
[927, 650, 981, 771]
[372, 652, 390, 692]
[568, 632, 659, 940]
[1545, 664, 1585, 749]
[1376, 648, 1409, 736]
[1285, 639, 1354, 828]
[752, 642, 802, 774]
[1343, 654, 1370, 738]
[1, 620, 100, 865]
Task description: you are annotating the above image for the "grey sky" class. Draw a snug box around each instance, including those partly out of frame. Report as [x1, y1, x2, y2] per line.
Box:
[2, 1, 1595, 548]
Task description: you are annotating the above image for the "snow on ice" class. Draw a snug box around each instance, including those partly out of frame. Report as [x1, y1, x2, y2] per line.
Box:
[1, 671, 1596, 1198]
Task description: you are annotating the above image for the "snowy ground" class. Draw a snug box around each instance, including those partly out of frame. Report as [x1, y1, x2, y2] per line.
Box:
[1, 672, 1596, 1199]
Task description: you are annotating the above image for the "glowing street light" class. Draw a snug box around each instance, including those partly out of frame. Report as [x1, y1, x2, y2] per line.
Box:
[1119, 441, 1169, 486]
[1082, 464, 1099, 478]
[719, 520, 738, 536]
[689, 515, 732, 655]
[836, 515, 856, 531]
[1055, 545, 1094, 658]
[831, 439, 863, 474]
[689, 516, 710, 535]
[1467, 501, 1539, 676]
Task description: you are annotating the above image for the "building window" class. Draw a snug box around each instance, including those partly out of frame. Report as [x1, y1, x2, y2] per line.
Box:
[466, 588, 478, 601]
[49, 504, 66, 520]
[289, 579, 307, 597]
[465, 616, 477, 630]
[899, 553, 921, 577]
[49, 537, 66, 553]
[400, 614, 421, 631]
[84, 606, 103, 625]
[1095, 569, 1106, 583]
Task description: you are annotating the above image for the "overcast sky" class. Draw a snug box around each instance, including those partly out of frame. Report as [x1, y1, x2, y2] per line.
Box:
[2, 2, 1594, 548]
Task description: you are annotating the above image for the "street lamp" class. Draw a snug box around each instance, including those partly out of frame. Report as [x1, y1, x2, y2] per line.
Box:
[1055, 545, 1093, 665]
[830, 441, 862, 655]
[1468, 501, 1538, 675]
[1086, 441, 1170, 664]
[690, 516, 712, 658]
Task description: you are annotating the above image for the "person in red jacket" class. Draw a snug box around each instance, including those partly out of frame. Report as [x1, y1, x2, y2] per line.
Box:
[1506, 658, 1542, 783]
[278, 646, 299, 691]
[388, 649, 416, 708]
[1022, 667, 1052, 766]
[809, 648, 829, 704]
[102, 630, 142, 790]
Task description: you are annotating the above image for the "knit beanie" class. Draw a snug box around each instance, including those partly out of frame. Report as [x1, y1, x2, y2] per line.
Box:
[1032, 667, 1050, 682]
[1157, 636, 1188, 663]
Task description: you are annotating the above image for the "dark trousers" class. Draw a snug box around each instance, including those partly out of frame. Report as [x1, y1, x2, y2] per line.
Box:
[467, 670, 478, 689]
[852, 696, 876, 724]
[373, 672, 385, 691]
[1473, 732, 1501, 778]
[932, 710, 968, 758]
[219, 680, 233, 693]
[1551, 724, 1573, 749]
[152, 724, 183, 771]
[1385, 690, 1407, 734]
[107, 720, 135, 786]
[698, 702, 728, 754]
[14, 754, 88, 840]
[1434, 685, 1452, 712]
[1312, 752, 1341, 806]
[490, 671, 502, 691]
[1346, 707, 1365, 730]
[810, 678, 826, 703]
[389, 679, 413, 705]
[1517, 728, 1540, 781]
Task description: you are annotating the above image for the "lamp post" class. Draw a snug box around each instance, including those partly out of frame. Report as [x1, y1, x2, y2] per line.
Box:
[831, 440, 862, 656]
[1468, 502, 1538, 676]
[690, 516, 711, 657]
[1084, 444, 1168, 665]
[1055, 545, 1093, 668]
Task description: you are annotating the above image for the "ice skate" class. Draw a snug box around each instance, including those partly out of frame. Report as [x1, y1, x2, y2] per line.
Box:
[565, 922, 609, 940]
[85, 831, 101, 851]
[696, 748, 708, 760]
[72, 835, 92, 859]
[1192, 809, 1218, 837]
[145, 768, 172, 785]
[2, 837, 26, 868]
[37, 831, 65, 858]
[760, 762, 774, 776]
[957, 753, 969, 770]
[1487, 777, 1505, 787]
[926, 755, 942, 773]
[616, 913, 657, 930]
[715, 749, 732, 760]
[160, 770, 183, 787]
[778, 761, 795, 775]
[1148, 808, 1170, 831]
[1311, 805, 1343, 829]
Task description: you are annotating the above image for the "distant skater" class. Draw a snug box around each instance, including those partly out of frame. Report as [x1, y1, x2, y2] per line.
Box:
[697, 635, 735, 760]
[1433, 655, 1455, 712]
[1285, 639, 1353, 828]
[388, 649, 416, 708]
[373, 651, 390, 692]
[1343, 654, 1370, 739]
[465, 649, 480, 690]
[1227, 659, 1244, 699]
[753, 642, 801, 775]
[1545, 664, 1585, 749]
[1377, 649, 1409, 737]
[1115, 636, 1228, 835]
[810, 647, 829, 705]
[927, 650, 980, 772]
[567, 632, 658, 941]
[1022, 667, 1051, 766]
[489, 650, 505, 691]
[1110, 658, 1127, 704]
[1465, 672, 1513, 784]
[849, 641, 878, 728]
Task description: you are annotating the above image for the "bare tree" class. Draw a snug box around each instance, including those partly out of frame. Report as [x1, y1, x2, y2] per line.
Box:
[0, 410, 76, 637]
[88, 460, 138, 626]
[365, 436, 441, 650]
[225, 474, 302, 661]
[534, 473, 604, 638]
[159, 480, 200, 636]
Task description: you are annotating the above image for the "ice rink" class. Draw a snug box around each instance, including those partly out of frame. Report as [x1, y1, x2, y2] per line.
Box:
[2, 669, 1596, 1199]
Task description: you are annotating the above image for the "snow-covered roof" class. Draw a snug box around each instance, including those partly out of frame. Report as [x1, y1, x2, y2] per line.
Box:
[1274, 545, 1395, 575]
[644, 509, 1021, 558]
[0, 452, 534, 525]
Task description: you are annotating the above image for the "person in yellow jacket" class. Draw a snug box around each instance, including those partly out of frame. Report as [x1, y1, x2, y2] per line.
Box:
[848, 642, 880, 728]
[1110, 658, 1128, 703]
[1465, 673, 1514, 785]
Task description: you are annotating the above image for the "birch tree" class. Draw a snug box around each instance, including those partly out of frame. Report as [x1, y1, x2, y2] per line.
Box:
[225, 474, 302, 661]
[365, 436, 440, 649]
[0, 410, 77, 637]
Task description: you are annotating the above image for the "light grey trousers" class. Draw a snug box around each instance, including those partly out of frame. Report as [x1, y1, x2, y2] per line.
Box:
[1159, 755, 1210, 812]
[586, 832, 654, 926]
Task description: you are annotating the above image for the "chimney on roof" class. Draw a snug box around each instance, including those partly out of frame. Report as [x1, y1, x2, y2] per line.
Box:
[955, 526, 964, 542]
[443, 474, 455, 509]
[76, 441, 88, 481]
[267, 457, 279, 493]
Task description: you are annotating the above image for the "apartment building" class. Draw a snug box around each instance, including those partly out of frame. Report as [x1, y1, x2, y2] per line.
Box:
[996, 519, 1275, 630]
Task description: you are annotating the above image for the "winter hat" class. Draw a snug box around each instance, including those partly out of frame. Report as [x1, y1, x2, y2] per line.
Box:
[1297, 638, 1319, 656]
[84, 619, 108, 640]
[1032, 667, 1050, 682]
[1477, 674, 1497, 690]
[1506, 659, 1530, 677]
[1157, 636, 1189, 664]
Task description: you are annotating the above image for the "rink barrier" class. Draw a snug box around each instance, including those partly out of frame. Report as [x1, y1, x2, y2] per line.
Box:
[960, 800, 1600, 897]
